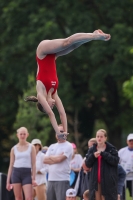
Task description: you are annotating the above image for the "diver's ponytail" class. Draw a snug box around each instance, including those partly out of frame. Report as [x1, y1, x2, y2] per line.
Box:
[24, 96, 46, 114]
[24, 96, 38, 102]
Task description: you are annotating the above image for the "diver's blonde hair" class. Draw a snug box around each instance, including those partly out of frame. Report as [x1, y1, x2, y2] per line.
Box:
[24, 96, 46, 114]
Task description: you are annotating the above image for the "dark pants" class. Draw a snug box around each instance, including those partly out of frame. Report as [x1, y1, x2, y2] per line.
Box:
[122, 180, 133, 200]
[46, 181, 69, 200]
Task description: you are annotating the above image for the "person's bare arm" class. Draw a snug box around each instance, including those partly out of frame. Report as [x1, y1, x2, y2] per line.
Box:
[31, 145, 37, 186]
[36, 83, 61, 134]
[43, 156, 55, 164]
[50, 154, 67, 163]
[6, 148, 15, 191]
[44, 154, 67, 164]
[71, 167, 81, 172]
[53, 92, 67, 132]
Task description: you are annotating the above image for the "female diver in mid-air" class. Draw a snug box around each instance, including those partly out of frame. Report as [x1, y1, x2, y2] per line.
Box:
[25, 29, 111, 136]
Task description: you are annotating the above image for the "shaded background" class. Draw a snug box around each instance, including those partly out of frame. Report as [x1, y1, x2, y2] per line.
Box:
[0, 0, 133, 172]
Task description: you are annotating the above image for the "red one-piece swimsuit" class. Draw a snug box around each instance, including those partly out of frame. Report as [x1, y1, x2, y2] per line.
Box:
[36, 54, 59, 95]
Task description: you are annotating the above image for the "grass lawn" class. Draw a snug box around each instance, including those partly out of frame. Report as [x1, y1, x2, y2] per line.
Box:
[126, 189, 133, 200]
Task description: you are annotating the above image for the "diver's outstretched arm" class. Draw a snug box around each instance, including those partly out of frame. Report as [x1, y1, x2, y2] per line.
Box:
[37, 29, 111, 58]
[35, 81, 63, 134]
[37, 92, 61, 134]
[53, 92, 67, 133]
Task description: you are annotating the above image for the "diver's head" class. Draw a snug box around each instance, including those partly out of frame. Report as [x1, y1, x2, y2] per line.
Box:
[24, 96, 49, 114]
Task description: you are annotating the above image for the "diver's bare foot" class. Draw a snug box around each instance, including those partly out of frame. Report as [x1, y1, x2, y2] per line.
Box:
[98, 29, 104, 34]
[93, 29, 111, 41]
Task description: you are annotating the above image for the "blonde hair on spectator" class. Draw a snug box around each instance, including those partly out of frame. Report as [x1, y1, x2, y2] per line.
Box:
[83, 189, 89, 199]
[88, 138, 97, 143]
[17, 127, 28, 135]
[97, 129, 107, 137]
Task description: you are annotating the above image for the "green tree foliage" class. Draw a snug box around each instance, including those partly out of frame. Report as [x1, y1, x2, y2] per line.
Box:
[123, 76, 133, 106]
[53, 0, 133, 148]
[12, 74, 54, 145]
[1, 0, 133, 170]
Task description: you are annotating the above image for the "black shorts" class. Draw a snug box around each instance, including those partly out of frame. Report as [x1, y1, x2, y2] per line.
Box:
[11, 167, 32, 186]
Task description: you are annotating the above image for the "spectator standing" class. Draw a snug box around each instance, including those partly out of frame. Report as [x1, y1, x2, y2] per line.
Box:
[71, 143, 83, 172]
[85, 129, 119, 200]
[83, 138, 125, 200]
[79, 138, 97, 198]
[117, 164, 126, 200]
[70, 143, 83, 188]
[6, 127, 36, 200]
[82, 137, 97, 172]
[44, 125, 73, 200]
[31, 139, 48, 200]
[118, 133, 133, 199]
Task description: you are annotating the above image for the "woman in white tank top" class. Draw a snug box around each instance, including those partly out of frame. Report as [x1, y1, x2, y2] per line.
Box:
[6, 127, 37, 200]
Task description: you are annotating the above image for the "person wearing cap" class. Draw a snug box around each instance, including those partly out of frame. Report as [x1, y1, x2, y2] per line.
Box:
[66, 188, 76, 200]
[70, 143, 83, 188]
[118, 133, 133, 199]
[31, 139, 48, 200]
[44, 124, 73, 200]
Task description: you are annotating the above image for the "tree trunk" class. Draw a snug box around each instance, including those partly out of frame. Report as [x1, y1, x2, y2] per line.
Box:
[107, 125, 122, 150]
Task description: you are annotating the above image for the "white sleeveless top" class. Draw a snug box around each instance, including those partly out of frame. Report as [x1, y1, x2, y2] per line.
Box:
[13, 144, 32, 168]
